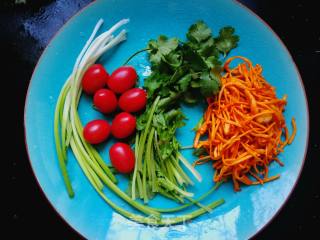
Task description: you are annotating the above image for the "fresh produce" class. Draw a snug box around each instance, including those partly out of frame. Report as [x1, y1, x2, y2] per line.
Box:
[193, 56, 296, 191]
[111, 112, 136, 139]
[144, 21, 239, 102]
[81, 64, 109, 94]
[118, 88, 147, 112]
[54, 19, 227, 226]
[83, 119, 111, 144]
[109, 143, 135, 173]
[107, 66, 137, 93]
[93, 88, 118, 113]
[130, 21, 239, 203]
[54, 19, 162, 218]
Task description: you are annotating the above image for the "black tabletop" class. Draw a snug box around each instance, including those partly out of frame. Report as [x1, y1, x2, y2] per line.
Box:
[4, 0, 319, 239]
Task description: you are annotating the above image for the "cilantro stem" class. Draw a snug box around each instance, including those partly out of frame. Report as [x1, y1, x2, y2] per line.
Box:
[143, 127, 155, 203]
[192, 116, 203, 132]
[178, 153, 202, 182]
[122, 48, 150, 65]
[180, 145, 194, 150]
[136, 172, 144, 199]
[150, 181, 223, 213]
[158, 177, 194, 198]
[131, 133, 140, 199]
[96, 183, 224, 226]
[142, 149, 148, 203]
[170, 155, 194, 185]
[137, 96, 160, 172]
[150, 139, 157, 192]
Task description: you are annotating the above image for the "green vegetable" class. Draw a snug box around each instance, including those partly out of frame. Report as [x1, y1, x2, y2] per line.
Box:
[148, 35, 179, 66]
[143, 20, 239, 103]
[199, 71, 220, 97]
[153, 181, 223, 213]
[187, 20, 212, 43]
[215, 26, 240, 56]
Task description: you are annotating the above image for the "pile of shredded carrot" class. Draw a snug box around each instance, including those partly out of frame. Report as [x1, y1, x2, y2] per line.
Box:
[193, 56, 296, 191]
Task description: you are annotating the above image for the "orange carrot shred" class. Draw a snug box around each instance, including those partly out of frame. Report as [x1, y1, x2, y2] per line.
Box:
[288, 118, 297, 144]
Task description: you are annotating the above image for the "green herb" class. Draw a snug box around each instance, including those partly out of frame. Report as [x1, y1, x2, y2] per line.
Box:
[215, 26, 240, 57]
[144, 20, 239, 103]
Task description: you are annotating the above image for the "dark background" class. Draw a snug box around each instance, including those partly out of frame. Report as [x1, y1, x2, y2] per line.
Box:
[3, 0, 319, 239]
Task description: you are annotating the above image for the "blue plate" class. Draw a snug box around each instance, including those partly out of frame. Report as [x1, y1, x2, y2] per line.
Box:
[24, 0, 309, 239]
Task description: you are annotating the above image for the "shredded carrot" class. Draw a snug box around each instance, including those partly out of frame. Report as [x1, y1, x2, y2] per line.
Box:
[194, 56, 297, 191]
[288, 118, 297, 144]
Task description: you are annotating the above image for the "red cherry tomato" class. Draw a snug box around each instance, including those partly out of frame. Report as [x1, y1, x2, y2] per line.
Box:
[109, 143, 135, 173]
[82, 64, 109, 94]
[83, 119, 111, 144]
[93, 89, 118, 114]
[119, 88, 147, 113]
[111, 112, 136, 139]
[107, 66, 137, 93]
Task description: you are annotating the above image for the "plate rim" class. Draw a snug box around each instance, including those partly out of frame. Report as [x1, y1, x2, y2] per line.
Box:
[23, 0, 310, 239]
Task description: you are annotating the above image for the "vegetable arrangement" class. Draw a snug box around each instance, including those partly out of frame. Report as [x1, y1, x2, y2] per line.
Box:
[54, 19, 227, 225]
[54, 19, 161, 221]
[54, 17, 293, 226]
[130, 21, 239, 203]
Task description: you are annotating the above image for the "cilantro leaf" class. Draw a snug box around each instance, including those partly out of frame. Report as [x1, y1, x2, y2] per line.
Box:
[136, 111, 148, 130]
[144, 72, 170, 98]
[182, 44, 207, 71]
[164, 109, 186, 128]
[187, 20, 212, 43]
[177, 74, 192, 92]
[162, 51, 182, 68]
[215, 26, 239, 56]
[199, 71, 220, 97]
[205, 56, 222, 69]
[197, 38, 219, 59]
[147, 35, 179, 65]
[154, 110, 185, 160]
[152, 113, 166, 128]
[158, 86, 171, 97]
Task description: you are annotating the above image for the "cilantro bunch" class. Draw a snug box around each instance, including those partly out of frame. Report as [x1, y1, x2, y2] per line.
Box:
[130, 21, 239, 203]
[145, 20, 239, 103]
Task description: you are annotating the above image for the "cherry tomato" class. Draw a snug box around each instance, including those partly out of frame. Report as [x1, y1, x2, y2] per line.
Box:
[111, 112, 136, 139]
[82, 64, 109, 94]
[93, 89, 118, 114]
[107, 66, 137, 93]
[119, 88, 147, 113]
[109, 143, 135, 173]
[83, 119, 111, 144]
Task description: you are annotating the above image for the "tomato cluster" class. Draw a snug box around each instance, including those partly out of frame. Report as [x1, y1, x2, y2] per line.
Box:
[81, 64, 147, 173]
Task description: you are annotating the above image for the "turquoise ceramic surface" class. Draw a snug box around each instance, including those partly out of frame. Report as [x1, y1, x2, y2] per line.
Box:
[24, 0, 308, 239]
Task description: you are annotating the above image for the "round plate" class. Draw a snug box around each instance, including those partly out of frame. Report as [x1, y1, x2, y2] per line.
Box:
[24, 0, 308, 239]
